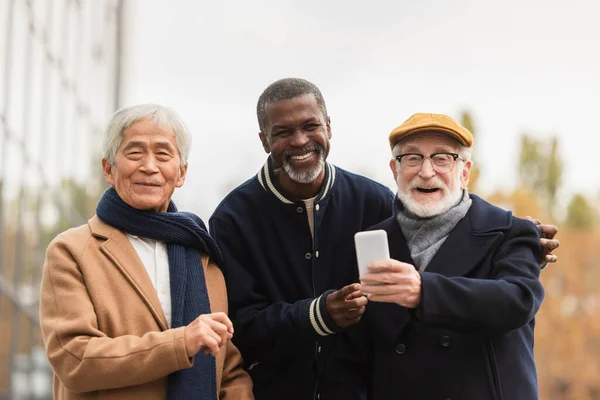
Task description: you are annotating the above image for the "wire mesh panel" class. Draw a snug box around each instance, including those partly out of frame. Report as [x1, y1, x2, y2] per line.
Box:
[0, 0, 123, 398]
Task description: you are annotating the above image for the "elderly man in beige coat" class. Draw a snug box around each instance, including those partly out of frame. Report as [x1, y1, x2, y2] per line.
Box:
[39, 104, 253, 400]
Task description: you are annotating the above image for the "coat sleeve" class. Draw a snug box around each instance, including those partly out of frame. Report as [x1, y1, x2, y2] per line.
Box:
[39, 235, 192, 394]
[376, 187, 395, 223]
[209, 216, 339, 367]
[219, 340, 254, 399]
[416, 218, 545, 337]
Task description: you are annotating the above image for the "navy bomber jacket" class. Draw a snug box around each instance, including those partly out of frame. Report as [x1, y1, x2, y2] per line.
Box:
[209, 158, 394, 400]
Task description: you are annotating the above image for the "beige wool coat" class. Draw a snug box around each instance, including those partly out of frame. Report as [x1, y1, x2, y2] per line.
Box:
[39, 215, 254, 400]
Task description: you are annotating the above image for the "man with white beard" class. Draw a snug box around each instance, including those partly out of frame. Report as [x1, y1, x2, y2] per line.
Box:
[361, 113, 544, 400]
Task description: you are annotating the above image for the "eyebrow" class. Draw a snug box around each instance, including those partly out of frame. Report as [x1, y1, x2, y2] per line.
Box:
[271, 117, 321, 130]
[153, 142, 175, 151]
[271, 124, 291, 130]
[121, 140, 175, 152]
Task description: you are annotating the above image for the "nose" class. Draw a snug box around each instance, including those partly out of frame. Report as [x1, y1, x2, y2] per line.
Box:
[290, 130, 310, 147]
[418, 158, 436, 179]
[139, 155, 159, 173]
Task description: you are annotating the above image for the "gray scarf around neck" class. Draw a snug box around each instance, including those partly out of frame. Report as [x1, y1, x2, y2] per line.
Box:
[396, 190, 472, 271]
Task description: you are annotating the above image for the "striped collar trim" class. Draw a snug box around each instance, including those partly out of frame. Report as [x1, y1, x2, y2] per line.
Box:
[256, 158, 336, 204]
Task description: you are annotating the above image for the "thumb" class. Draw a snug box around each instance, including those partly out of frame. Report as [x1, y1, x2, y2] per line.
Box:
[333, 283, 360, 300]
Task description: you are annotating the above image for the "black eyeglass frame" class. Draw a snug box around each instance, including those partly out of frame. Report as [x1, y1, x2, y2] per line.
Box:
[394, 152, 465, 172]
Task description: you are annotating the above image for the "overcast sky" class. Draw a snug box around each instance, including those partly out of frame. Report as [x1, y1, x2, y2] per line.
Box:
[120, 0, 600, 221]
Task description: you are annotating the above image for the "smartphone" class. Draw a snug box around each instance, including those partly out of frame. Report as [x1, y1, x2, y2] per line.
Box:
[354, 230, 390, 280]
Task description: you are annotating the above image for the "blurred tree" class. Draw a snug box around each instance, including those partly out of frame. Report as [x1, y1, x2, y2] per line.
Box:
[517, 134, 563, 220]
[546, 137, 563, 214]
[536, 228, 600, 400]
[460, 111, 480, 192]
[565, 193, 597, 230]
[41, 179, 103, 251]
[518, 135, 545, 193]
[487, 187, 548, 221]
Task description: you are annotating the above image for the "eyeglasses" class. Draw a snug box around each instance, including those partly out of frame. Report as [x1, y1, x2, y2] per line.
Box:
[395, 152, 465, 173]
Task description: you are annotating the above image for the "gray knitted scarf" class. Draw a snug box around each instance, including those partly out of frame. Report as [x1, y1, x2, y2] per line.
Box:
[396, 190, 472, 271]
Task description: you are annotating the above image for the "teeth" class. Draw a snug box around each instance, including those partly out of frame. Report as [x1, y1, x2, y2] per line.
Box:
[291, 152, 313, 161]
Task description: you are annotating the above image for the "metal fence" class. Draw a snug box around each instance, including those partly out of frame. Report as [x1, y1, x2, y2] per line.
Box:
[0, 0, 123, 398]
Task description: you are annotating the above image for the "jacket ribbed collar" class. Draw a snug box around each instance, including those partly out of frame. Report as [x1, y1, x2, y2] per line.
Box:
[256, 157, 336, 204]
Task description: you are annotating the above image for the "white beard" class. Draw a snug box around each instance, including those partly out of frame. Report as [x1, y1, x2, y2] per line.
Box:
[396, 169, 464, 218]
[282, 151, 325, 184]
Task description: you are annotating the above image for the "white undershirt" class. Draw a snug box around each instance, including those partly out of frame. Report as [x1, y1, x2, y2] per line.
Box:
[126, 234, 172, 328]
[303, 196, 317, 239]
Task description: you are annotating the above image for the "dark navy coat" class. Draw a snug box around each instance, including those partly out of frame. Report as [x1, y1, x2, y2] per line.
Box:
[210, 160, 394, 400]
[365, 194, 544, 400]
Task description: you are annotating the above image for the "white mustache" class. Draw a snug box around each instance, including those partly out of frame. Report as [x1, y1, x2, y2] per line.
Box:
[409, 176, 447, 191]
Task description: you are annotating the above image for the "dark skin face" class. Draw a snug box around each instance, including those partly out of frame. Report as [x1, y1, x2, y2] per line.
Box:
[259, 94, 332, 199]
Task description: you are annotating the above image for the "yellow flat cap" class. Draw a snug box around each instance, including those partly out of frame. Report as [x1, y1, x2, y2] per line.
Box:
[389, 113, 473, 149]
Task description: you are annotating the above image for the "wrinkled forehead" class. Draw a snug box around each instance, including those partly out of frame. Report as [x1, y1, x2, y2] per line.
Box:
[396, 131, 462, 153]
[123, 118, 175, 139]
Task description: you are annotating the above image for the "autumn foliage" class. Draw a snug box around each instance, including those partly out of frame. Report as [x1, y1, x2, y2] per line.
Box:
[484, 124, 600, 399]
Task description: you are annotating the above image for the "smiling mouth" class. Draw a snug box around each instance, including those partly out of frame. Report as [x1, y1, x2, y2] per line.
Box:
[416, 187, 440, 193]
[137, 183, 161, 187]
[290, 152, 315, 161]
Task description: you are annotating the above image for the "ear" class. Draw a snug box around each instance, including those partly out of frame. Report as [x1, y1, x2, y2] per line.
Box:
[176, 163, 188, 188]
[460, 160, 472, 189]
[389, 158, 398, 183]
[102, 158, 116, 186]
[259, 132, 270, 154]
[326, 116, 332, 139]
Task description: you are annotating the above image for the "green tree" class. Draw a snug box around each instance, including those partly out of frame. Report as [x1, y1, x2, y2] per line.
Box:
[518, 135, 545, 192]
[546, 137, 563, 213]
[460, 111, 480, 192]
[565, 194, 597, 230]
[41, 179, 103, 250]
[517, 134, 563, 219]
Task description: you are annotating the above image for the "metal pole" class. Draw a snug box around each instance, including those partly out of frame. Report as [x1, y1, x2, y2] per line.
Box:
[0, 0, 16, 276]
[9, 0, 36, 396]
[54, 0, 70, 234]
[29, 2, 55, 397]
[114, 0, 124, 111]
[0, 0, 17, 397]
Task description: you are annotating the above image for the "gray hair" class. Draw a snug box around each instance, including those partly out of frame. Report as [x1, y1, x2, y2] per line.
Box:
[256, 78, 328, 133]
[102, 104, 191, 166]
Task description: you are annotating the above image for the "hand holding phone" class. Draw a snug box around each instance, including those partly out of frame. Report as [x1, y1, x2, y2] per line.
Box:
[354, 230, 390, 281]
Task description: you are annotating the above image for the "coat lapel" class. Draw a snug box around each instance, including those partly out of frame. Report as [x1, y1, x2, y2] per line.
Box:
[386, 218, 414, 266]
[424, 195, 509, 277]
[89, 216, 169, 331]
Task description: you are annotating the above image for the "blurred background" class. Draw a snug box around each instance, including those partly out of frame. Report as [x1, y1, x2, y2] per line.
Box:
[0, 0, 598, 399]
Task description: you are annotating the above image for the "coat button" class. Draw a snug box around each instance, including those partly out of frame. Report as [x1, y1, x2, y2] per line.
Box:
[395, 343, 406, 355]
[315, 251, 319, 258]
[305, 252, 312, 260]
[315, 204, 320, 211]
[440, 335, 451, 348]
[297, 206, 303, 213]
